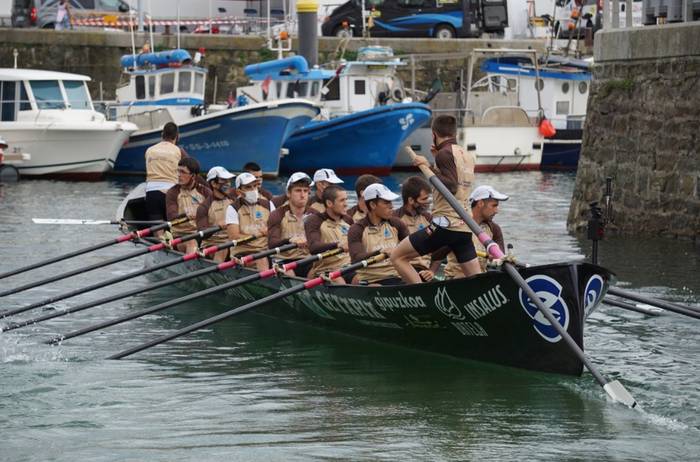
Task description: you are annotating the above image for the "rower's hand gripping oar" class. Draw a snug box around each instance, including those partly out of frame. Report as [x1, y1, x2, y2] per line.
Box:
[0, 217, 193, 300]
[108, 252, 387, 360]
[43, 242, 297, 343]
[0, 215, 187, 282]
[65, 247, 339, 343]
[406, 147, 638, 409]
[0, 226, 225, 324]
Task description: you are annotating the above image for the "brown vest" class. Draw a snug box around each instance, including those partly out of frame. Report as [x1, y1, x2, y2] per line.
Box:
[279, 208, 310, 259]
[432, 144, 475, 232]
[145, 141, 180, 184]
[354, 221, 401, 283]
[173, 187, 206, 235]
[230, 199, 271, 255]
[204, 198, 232, 245]
[308, 217, 351, 277]
[399, 211, 432, 271]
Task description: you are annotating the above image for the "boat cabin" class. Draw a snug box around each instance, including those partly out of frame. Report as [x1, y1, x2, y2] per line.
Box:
[115, 50, 207, 131]
[479, 55, 591, 130]
[0, 69, 98, 123]
[238, 47, 408, 118]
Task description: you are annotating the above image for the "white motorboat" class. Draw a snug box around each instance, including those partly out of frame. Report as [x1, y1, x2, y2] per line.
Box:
[0, 69, 137, 179]
[399, 49, 546, 172]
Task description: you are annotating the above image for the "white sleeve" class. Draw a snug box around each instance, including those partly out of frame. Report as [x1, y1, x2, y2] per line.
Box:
[269, 201, 276, 212]
[225, 205, 239, 225]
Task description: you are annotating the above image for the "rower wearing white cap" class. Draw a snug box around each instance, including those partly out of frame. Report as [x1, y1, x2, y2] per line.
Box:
[267, 172, 314, 277]
[348, 184, 409, 285]
[225, 172, 276, 271]
[444, 185, 508, 278]
[195, 166, 236, 262]
[308, 168, 344, 214]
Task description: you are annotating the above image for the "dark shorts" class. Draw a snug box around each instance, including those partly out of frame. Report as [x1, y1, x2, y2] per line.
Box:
[145, 190, 167, 221]
[409, 224, 477, 264]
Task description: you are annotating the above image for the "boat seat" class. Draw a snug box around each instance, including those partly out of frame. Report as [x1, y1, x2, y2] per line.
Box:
[480, 106, 532, 127]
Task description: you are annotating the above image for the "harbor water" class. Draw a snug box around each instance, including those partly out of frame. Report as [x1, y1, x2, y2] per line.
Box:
[0, 172, 698, 461]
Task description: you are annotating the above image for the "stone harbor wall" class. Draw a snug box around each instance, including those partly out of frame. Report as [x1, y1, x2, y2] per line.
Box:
[567, 23, 700, 241]
[0, 28, 542, 103]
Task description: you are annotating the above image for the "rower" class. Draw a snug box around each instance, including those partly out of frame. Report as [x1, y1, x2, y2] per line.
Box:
[347, 174, 381, 222]
[165, 157, 212, 253]
[304, 184, 353, 284]
[267, 172, 314, 277]
[394, 176, 438, 281]
[195, 166, 235, 262]
[225, 172, 276, 271]
[390, 115, 479, 283]
[244, 161, 286, 207]
[444, 185, 508, 278]
[145, 122, 186, 235]
[308, 168, 344, 214]
[348, 184, 408, 286]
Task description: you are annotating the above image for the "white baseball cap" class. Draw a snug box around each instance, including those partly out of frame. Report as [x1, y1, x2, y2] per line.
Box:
[363, 183, 400, 202]
[235, 172, 258, 188]
[313, 168, 344, 184]
[286, 172, 314, 189]
[469, 185, 509, 204]
[0, 136, 8, 148]
[206, 166, 235, 182]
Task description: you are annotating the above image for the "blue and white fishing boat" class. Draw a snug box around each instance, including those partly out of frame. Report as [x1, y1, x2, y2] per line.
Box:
[237, 47, 432, 175]
[112, 49, 320, 177]
[479, 54, 592, 170]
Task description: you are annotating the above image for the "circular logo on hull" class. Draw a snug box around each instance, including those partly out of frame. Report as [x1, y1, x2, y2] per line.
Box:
[518, 275, 570, 343]
[584, 274, 605, 315]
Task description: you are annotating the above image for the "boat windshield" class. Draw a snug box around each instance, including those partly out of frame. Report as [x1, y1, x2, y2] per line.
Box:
[30, 80, 66, 110]
[194, 72, 204, 95]
[63, 80, 92, 110]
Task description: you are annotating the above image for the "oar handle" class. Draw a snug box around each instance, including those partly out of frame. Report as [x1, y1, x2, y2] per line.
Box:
[405, 147, 505, 260]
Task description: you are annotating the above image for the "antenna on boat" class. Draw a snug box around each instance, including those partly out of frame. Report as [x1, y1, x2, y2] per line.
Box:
[148, 0, 154, 51]
[177, 0, 181, 50]
[129, 9, 137, 69]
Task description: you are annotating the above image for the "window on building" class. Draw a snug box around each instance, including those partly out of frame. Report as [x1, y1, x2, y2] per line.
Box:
[354, 79, 366, 95]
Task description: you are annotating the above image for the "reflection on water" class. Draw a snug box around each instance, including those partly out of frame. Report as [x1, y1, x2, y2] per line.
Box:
[0, 173, 698, 460]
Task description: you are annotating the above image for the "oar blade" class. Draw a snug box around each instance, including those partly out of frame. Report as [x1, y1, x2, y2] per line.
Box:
[32, 218, 115, 225]
[603, 380, 638, 409]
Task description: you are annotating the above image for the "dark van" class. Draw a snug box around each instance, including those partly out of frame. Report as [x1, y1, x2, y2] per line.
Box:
[321, 0, 507, 39]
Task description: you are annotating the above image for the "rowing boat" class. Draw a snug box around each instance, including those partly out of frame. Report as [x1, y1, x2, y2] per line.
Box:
[117, 185, 614, 376]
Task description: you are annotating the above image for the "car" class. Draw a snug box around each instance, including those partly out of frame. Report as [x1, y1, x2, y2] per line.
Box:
[11, 0, 130, 29]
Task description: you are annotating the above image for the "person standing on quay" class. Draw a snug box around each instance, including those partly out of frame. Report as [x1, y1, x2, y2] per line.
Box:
[55, 0, 72, 30]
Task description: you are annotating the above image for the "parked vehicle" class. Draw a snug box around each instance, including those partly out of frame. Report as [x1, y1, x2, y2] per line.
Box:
[11, 0, 129, 29]
[321, 0, 508, 39]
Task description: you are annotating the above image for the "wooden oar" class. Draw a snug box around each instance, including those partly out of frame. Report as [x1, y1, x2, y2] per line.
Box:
[406, 147, 638, 409]
[0, 216, 187, 282]
[0, 218, 192, 300]
[108, 252, 387, 360]
[0, 226, 224, 323]
[608, 287, 700, 319]
[47, 247, 338, 345]
[42, 243, 297, 344]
